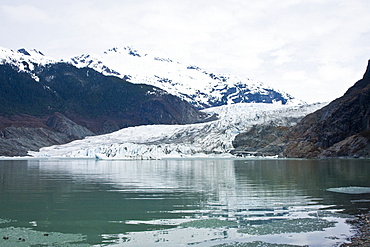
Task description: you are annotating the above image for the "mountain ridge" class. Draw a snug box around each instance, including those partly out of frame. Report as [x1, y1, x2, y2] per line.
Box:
[1, 45, 304, 109]
[68, 45, 304, 108]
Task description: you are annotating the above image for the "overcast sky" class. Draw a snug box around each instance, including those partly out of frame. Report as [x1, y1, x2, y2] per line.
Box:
[1, 0, 370, 103]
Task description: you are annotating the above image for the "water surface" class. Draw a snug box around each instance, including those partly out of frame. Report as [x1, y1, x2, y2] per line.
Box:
[0, 158, 369, 246]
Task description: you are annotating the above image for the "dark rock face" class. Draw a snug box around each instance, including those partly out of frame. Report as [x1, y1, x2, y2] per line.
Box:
[211, 85, 293, 108]
[0, 126, 71, 156]
[231, 124, 290, 156]
[46, 112, 94, 139]
[319, 131, 370, 158]
[283, 60, 370, 158]
[0, 113, 94, 156]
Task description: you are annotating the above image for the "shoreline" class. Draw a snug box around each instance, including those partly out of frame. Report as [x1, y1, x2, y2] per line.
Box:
[341, 212, 370, 246]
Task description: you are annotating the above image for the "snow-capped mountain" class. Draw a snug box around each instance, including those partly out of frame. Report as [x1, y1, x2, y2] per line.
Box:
[0, 45, 304, 109]
[69, 46, 304, 109]
[0, 46, 56, 81]
[30, 102, 327, 159]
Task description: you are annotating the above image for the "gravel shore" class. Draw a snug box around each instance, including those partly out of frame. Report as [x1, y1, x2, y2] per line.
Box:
[341, 213, 370, 246]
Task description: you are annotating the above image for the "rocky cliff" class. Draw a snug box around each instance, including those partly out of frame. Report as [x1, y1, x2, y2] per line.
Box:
[0, 113, 93, 156]
[283, 60, 370, 158]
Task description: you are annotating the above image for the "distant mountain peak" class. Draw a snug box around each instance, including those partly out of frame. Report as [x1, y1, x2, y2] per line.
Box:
[17, 48, 31, 56]
[362, 59, 370, 79]
[0, 46, 54, 64]
[0, 46, 56, 82]
[16, 48, 45, 57]
[104, 45, 147, 58]
[122, 46, 143, 57]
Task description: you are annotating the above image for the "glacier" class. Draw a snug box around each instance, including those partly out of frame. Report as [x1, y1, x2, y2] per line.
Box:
[29, 102, 327, 159]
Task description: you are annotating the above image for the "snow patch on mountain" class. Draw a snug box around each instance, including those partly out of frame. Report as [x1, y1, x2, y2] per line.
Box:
[30, 102, 327, 159]
[68, 45, 304, 108]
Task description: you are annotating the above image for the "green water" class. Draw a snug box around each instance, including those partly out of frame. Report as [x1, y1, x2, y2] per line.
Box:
[0, 158, 369, 246]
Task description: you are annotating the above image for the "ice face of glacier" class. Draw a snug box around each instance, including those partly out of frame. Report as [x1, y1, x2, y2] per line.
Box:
[30, 102, 327, 159]
[68, 46, 305, 109]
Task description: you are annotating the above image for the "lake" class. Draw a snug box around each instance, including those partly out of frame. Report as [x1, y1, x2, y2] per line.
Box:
[0, 158, 369, 246]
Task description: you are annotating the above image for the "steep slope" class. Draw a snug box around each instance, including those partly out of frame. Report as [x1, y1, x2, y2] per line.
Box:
[283, 60, 370, 158]
[30, 103, 326, 159]
[69, 46, 304, 109]
[36, 63, 212, 131]
[0, 63, 211, 132]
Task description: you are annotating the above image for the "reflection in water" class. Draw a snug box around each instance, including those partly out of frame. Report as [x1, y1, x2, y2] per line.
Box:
[0, 158, 369, 246]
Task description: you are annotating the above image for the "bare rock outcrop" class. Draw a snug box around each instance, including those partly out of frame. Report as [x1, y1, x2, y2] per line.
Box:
[231, 124, 290, 157]
[0, 113, 94, 156]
